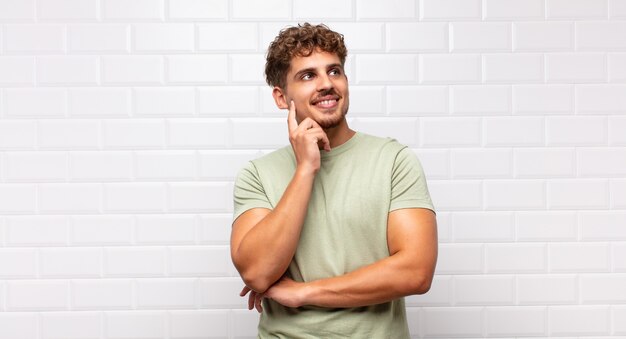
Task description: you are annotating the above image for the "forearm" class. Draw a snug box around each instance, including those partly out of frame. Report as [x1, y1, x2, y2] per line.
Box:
[300, 210, 438, 308]
[263, 250, 435, 309]
[302, 252, 434, 308]
[233, 169, 315, 292]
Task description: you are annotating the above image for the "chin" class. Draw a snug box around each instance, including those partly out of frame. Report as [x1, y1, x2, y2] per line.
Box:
[316, 110, 348, 129]
[303, 100, 349, 129]
[318, 119, 342, 129]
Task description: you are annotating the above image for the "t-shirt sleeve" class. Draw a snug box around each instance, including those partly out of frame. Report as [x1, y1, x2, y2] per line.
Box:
[389, 147, 435, 213]
[233, 161, 273, 222]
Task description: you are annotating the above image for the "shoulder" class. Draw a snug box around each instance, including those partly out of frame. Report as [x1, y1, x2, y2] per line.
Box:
[235, 146, 294, 183]
[249, 145, 294, 169]
[353, 133, 425, 175]
[355, 132, 409, 157]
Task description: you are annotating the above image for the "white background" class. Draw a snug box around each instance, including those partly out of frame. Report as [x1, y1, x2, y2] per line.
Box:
[0, 0, 625, 338]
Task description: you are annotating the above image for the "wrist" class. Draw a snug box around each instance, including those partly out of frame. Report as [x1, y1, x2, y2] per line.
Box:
[295, 165, 318, 178]
[299, 282, 317, 307]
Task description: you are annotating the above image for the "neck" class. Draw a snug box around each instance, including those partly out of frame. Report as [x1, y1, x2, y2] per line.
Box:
[324, 118, 355, 148]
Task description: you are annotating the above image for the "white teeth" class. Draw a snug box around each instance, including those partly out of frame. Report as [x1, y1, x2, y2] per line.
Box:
[316, 100, 336, 105]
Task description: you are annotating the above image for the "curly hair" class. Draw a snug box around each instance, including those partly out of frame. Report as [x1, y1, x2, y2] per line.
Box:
[265, 23, 347, 89]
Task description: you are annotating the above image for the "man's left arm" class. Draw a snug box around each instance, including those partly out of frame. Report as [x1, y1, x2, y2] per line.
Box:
[251, 207, 437, 309]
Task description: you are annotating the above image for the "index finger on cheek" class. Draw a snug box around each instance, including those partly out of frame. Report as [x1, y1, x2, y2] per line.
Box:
[287, 100, 298, 133]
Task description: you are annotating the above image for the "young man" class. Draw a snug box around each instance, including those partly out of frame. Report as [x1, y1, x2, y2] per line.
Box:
[231, 23, 437, 338]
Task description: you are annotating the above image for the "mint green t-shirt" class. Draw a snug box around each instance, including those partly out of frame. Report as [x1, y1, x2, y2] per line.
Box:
[233, 132, 434, 339]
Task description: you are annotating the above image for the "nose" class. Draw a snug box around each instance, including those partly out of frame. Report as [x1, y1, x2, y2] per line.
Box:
[316, 73, 333, 92]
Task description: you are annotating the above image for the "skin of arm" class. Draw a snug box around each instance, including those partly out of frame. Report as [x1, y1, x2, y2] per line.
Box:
[231, 173, 312, 293]
[230, 101, 330, 293]
[242, 207, 438, 310]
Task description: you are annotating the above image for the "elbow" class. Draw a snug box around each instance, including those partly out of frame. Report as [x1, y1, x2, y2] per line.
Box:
[232, 255, 272, 293]
[404, 273, 434, 296]
[240, 269, 273, 294]
[412, 277, 433, 295]
[233, 255, 281, 293]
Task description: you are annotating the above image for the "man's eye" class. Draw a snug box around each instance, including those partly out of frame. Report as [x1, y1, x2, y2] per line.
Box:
[302, 73, 313, 80]
[329, 69, 341, 76]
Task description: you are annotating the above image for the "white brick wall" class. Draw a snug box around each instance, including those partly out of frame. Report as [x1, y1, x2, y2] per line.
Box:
[0, 1, 624, 338]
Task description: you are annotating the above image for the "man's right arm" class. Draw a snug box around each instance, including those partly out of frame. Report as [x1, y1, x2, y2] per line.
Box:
[231, 169, 315, 293]
[230, 101, 330, 293]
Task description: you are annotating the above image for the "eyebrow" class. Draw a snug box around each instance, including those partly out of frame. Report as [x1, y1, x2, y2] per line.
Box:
[293, 63, 343, 80]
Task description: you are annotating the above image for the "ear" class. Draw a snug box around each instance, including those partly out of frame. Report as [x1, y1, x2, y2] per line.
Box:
[272, 86, 289, 110]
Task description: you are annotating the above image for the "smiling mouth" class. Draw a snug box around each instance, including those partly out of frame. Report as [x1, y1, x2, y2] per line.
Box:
[314, 99, 338, 109]
[312, 94, 340, 110]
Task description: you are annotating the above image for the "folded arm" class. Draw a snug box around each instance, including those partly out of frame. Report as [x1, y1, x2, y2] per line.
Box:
[231, 101, 331, 293]
[231, 169, 315, 293]
[254, 207, 437, 309]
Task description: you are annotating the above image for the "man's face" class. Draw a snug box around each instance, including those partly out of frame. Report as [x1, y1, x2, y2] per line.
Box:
[275, 50, 349, 130]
